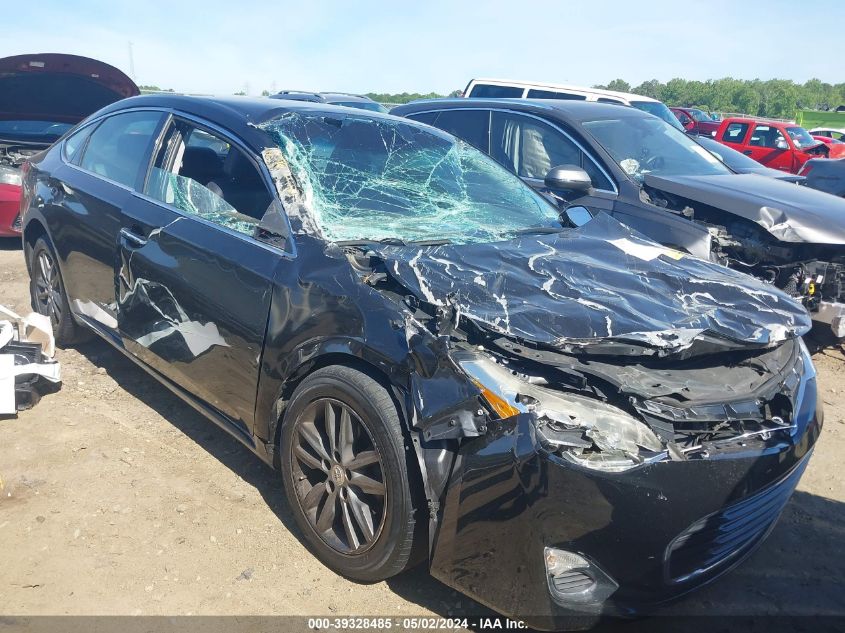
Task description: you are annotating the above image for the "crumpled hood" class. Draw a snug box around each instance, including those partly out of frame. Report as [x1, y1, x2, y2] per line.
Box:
[372, 214, 811, 353]
[645, 172, 845, 244]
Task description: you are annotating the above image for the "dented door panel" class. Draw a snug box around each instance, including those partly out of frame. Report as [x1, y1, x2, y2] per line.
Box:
[117, 195, 279, 433]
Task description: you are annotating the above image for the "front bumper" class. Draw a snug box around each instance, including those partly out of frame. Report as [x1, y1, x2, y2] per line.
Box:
[429, 382, 821, 630]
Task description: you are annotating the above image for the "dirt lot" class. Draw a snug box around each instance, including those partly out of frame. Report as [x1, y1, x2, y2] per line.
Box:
[1, 236, 844, 627]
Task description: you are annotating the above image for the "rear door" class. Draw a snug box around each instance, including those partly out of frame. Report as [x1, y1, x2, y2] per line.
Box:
[116, 116, 290, 437]
[49, 110, 167, 337]
[718, 121, 751, 152]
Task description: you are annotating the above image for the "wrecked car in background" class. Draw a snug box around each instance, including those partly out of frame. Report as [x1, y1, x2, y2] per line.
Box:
[0, 306, 60, 414]
[19, 95, 821, 629]
[0, 53, 139, 236]
[393, 99, 845, 338]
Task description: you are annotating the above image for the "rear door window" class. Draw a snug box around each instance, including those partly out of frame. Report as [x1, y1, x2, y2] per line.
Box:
[468, 84, 523, 98]
[722, 122, 749, 143]
[429, 109, 490, 152]
[78, 111, 165, 188]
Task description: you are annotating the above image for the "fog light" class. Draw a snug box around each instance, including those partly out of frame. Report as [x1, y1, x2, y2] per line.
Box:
[544, 547, 618, 610]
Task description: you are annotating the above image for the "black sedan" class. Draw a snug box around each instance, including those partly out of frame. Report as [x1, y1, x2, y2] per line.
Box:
[20, 95, 820, 629]
[392, 99, 845, 339]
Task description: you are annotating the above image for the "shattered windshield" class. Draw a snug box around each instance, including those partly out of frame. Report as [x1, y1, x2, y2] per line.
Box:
[583, 116, 732, 183]
[259, 112, 559, 244]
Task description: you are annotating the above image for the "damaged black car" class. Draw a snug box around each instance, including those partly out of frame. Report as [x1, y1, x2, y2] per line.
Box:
[20, 96, 821, 629]
[392, 99, 845, 339]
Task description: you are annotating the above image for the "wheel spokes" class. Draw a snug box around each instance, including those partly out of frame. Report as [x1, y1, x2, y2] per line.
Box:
[290, 397, 387, 554]
[346, 450, 379, 472]
[315, 488, 338, 533]
[295, 443, 327, 472]
[346, 488, 376, 543]
[297, 421, 331, 462]
[348, 472, 385, 496]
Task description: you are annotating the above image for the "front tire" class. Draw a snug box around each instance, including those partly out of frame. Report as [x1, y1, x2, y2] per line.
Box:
[280, 365, 420, 582]
[29, 236, 85, 347]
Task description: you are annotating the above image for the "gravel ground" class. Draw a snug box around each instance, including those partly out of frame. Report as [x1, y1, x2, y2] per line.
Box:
[1, 236, 844, 630]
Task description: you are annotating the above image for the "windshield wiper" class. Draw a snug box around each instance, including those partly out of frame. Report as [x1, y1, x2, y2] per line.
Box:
[511, 226, 564, 236]
[335, 237, 452, 247]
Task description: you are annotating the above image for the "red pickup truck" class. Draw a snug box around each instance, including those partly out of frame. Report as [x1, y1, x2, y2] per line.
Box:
[714, 117, 843, 174]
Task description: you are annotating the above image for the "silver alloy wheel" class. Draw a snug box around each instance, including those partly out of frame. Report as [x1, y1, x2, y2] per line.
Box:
[34, 250, 63, 327]
[290, 397, 387, 554]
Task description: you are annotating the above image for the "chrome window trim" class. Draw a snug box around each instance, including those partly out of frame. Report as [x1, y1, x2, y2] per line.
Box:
[405, 106, 618, 195]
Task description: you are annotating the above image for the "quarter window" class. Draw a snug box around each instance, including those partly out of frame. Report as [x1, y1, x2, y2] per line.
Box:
[144, 121, 275, 237]
[63, 124, 96, 165]
[722, 122, 749, 143]
[78, 111, 164, 188]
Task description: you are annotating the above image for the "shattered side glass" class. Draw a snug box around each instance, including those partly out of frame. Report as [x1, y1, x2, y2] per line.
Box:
[146, 168, 259, 236]
[258, 112, 560, 244]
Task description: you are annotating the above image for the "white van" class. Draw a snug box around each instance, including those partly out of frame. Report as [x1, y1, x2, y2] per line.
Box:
[463, 78, 684, 130]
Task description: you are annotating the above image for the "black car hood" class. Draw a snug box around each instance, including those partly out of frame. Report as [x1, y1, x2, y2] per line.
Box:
[645, 172, 845, 244]
[371, 214, 810, 355]
[0, 53, 139, 130]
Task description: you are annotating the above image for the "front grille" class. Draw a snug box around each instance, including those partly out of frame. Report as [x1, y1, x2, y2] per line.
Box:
[11, 213, 21, 231]
[551, 570, 595, 594]
[665, 457, 809, 583]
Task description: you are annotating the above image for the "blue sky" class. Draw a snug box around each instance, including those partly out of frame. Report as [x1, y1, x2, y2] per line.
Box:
[4, 0, 843, 95]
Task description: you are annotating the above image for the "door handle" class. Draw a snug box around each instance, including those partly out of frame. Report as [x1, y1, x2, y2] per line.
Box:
[120, 227, 148, 248]
[743, 150, 753, 156]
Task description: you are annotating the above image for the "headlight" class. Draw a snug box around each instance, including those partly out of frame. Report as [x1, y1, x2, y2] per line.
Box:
[454, 350, 665, 472]
[0, 165, 22, 186]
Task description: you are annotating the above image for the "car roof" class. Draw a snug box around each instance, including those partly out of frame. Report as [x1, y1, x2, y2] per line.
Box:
[91, 94, 430, 152]
[393, 97, 652, 124]
[466, 78, 661, 103]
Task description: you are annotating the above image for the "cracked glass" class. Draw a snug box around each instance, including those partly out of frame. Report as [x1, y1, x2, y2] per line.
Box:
[259, 112, 560, 244]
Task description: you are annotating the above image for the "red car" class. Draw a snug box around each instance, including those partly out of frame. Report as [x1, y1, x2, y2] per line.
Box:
[714, 117, 843, 174]
[0, 53, 139, 236]
[669, 107, 721, 136]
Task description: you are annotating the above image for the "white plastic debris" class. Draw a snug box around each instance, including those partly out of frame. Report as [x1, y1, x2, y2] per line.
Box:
[0, 305, 61, 415]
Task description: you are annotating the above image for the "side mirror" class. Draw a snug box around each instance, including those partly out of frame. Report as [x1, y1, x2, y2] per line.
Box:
[775, 139, 789, 150]
[563, 205, 594, 227]
[544, 164, 592, 193]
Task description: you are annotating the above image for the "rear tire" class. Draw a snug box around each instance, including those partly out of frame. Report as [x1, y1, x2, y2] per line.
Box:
[29, 236, 86, 347]
[280, 365, 420, 582]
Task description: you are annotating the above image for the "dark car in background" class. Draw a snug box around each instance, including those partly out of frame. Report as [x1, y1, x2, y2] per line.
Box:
[0, 53, 139, 236]
[269, 90, 388, 113]
[392, 99, 845, 338]
[19, 94, 820, 629]
[669, 106, 720, 137]
[800, 157, 845, 198]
